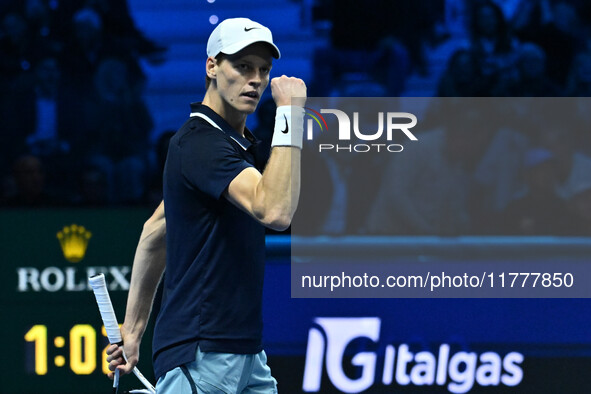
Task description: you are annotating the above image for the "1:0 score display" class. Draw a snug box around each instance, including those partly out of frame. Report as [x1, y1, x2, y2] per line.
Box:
[25, 324, 115, 376]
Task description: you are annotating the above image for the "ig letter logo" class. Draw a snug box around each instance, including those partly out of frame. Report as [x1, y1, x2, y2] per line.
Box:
[303, 317, 381, 393]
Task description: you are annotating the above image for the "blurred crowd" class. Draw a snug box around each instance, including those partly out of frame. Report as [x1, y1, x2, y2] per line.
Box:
[0, 0, 165, 207]
[292, 97, 591, 237]
[309, 0, 591, 97]
[437, 0, 591, 97]
[301, 0, 591, 236]
[1, 0, 590, 237]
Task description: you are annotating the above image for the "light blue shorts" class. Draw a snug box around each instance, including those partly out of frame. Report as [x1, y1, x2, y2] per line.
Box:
[155, 347, 278, 394]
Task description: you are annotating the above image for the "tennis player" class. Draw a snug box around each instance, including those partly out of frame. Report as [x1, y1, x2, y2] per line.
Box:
[106, 17, 306, 393]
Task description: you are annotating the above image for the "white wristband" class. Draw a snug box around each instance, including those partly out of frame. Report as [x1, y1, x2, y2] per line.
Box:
[271, 106, 305, 149]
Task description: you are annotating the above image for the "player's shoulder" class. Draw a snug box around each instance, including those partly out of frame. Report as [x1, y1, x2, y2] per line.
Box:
[180, 115, 219, 134]
[176, 116, 227, 142]
[172, 116, 239, 155]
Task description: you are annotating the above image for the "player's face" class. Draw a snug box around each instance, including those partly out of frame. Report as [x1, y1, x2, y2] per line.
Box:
[214, 43, 273, 114]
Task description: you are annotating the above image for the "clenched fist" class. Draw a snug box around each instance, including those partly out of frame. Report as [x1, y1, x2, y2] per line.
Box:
[271, 75, 307, 108]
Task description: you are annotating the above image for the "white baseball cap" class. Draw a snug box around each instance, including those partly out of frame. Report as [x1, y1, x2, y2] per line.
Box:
[207, 18, 281, 59]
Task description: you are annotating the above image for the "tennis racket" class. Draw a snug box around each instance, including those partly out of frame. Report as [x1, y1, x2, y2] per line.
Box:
[88, 274, 156, 394]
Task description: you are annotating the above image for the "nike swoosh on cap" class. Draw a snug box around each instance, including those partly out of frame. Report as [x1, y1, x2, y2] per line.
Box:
[244, 27, 261, 32]
[281, 115, 289, 134]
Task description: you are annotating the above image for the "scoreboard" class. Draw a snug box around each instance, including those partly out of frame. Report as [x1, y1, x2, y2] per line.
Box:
[1, 208, 154, 394]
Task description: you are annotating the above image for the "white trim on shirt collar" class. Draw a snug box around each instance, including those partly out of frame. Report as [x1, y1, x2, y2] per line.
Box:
[190, 112, 248, 151]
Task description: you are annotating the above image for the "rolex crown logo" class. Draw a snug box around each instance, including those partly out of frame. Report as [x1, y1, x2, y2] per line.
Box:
[56, 224, 92, 263]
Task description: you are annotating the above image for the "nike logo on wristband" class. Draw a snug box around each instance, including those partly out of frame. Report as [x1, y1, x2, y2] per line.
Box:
[281, 115, 289, 134]
[244, 27, 260, 32]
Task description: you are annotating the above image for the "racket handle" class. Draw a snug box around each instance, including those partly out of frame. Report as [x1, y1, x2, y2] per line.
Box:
[89, 274, 156, 394]
[113, 369, 120, 393]
[89, 274, 122, 344]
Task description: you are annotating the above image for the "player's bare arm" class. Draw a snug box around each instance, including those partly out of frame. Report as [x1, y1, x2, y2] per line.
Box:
[106, 201, 166, 378]
[225, 75, 307, 230]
